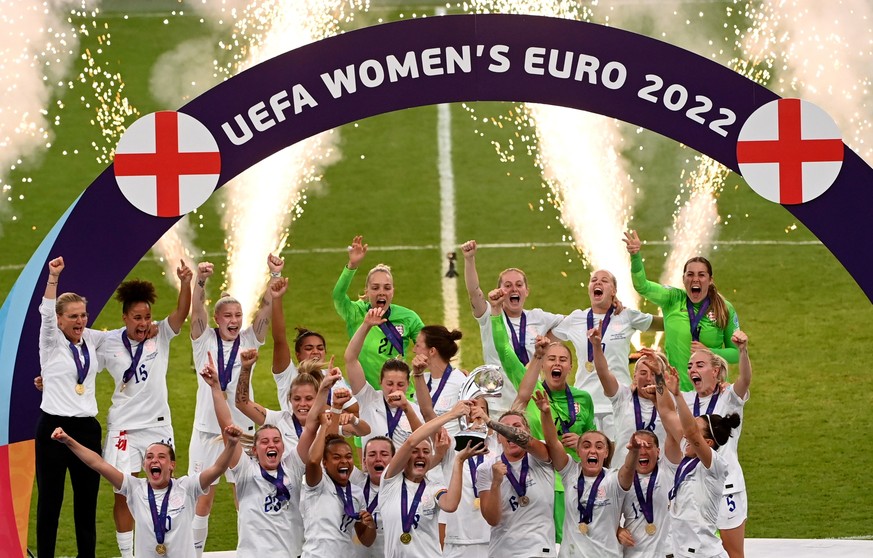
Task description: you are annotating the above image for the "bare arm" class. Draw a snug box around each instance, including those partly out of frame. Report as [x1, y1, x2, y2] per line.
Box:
[344, 308, 385, 394]
[532, 390, 568, 470]
[479, 461, 505, 526]
[676, 379, 712, 468]
[234, 350, 269, 426]
[651, 369, 683, 464]
[589, 326, 619, 398]
[512, 336, 549, 411]
[439, 442, 489, 513]
[270, 277, 291, 373]
[200, 425, 242, 489]
[201, 353, 244, 468]
[411, 355, 437, 421]
[460, 240, 488, 319]
[168, 260, 193, 333]
[51, 428, 124, 490]
[483, 413, 550, 462]
[731, 330, 752, 399]
[618, 434, 641, 491]
[190, 262, 213, 340]
[384, 400, 471, 480]
[303, 367, 343, 486]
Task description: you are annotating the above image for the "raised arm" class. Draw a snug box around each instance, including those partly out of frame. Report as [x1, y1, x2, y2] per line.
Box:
[250, 254, 283, 343]
[51, 428, 124, 490]
[675, 374, 712, 468]
[44, 257, 63, 300]
[384, 400, 472, 480]
[167, 260, 193, 333]
[478, 406, 550, 462]
[200, 424, 242, 489]
[533, 390, 569, 470]
[589, 326, 619, 398]
[202, 352, 244, 468]
[460, 240, 488, 319]
[411, 354, 437, 421]
[233, 348, 268, 426]
[511, 336, 549, 410]
[440, 440, 489, 513]
[344, 307, 385, 394]
[651, 368, 683, 464]
[270, 277, 291, 373]
[190, 262, 213, 340]
[302, 367, 343, 486]
[730, 329, 751, 399]
[618, 433, 643, 491]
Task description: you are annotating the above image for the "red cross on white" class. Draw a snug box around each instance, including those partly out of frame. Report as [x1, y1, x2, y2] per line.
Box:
[736, 98, 843, 205]
[114, 111, 221, 217]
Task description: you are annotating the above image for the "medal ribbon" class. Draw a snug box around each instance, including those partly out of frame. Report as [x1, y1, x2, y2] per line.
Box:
[577, 469, 605, 525]
[693, 390, 720, 417]
[586, 306, 615, 363]
[291, 414, 303, 437]
[633, 391, 658, 431]
[543, 383, 577, 434]
[500, 453, 529, 498]
[504, 310, 529, 365]
[686, 297, 711, 342]
[121, 331, 145, 384]
[468, 454, 484, 498]
[259, 465, 291, 503]
[332, 478, 361, 520]
[668, 456, 700, 500]
[213, 329, 241, 392]
[68, 341, 91, 385]
[384, 400, 404, 439]
[364, 477, 379, 514]
[633, 466, 658, 524]
[401, 476, 427, 534]
[147, 480, 172, 545]
[426, 365, 453, 407]
[376, 308, 405, 356]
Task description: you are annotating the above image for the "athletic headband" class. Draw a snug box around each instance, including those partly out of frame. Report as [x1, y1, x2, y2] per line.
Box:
[704, 415, 720, 449]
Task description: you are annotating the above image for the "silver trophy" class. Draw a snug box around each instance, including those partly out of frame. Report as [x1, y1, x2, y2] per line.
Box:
[455, 364, 504, 452]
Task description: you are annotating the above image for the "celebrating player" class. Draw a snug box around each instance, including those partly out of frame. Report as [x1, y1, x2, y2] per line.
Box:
[333, 235, 424, 388]
[624, 230, 739, 391]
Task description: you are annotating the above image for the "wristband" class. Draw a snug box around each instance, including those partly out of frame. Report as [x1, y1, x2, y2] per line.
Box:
[330, 407, 342, 414]
[353, 416, 360, 426]
[270, 271, 281, 278]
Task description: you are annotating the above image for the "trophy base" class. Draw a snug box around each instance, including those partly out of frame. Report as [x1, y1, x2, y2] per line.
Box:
[454, 430, 488, 452]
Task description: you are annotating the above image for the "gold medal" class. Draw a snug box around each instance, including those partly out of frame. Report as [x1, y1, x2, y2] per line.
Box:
[75, 383, 85, 395]
[578, 523, 589, 535]
[518, 495, 530, 507]
[585, 361, 594, 372]
[155, 543, 167, 555]
[473, 497, 480, 510]
[119, 382, 127, 393]
[646, 523, 657, 535]
[400, 532, 412, 544]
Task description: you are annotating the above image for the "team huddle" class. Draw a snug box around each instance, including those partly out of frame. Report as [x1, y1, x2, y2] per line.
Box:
[35, 232, 750, 558]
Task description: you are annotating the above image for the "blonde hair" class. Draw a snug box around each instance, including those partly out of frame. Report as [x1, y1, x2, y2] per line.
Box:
[497, 267, 528, 288]
[359, 264, 393, 300]
[56, 292, 86, 315]
[692, 348, 729, 382]
[214, 294, 241, 315]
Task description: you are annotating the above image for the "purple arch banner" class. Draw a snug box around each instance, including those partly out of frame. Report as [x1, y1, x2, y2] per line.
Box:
[1, 13, 871, 550]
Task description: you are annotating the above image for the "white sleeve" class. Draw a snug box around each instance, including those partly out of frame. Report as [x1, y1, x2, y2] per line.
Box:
[627, 308, 654, 332]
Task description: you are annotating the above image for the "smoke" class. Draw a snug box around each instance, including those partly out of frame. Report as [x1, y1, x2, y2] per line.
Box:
[0, 0, 99, 231]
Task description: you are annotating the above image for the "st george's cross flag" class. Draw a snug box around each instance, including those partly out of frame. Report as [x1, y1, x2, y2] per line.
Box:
[114, 111, 221, 217]
[736, 98, 843, 205]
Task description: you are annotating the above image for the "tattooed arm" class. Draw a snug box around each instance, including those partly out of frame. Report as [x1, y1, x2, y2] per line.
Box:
[235, 349, 268, 426]
[190, 262, 213, 340]
[485, 415, 550, 462]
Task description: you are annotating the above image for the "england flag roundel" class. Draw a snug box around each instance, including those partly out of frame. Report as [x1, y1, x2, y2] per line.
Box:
[114, 111, 221, 217]
[736, 98, 844, 205]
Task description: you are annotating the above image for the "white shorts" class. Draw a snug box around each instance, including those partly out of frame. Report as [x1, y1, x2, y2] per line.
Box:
[188, 428, 236, 484]
[443, 542, 488, 558]
[103, 425, 174, 474]
[717, 489, 748, 530]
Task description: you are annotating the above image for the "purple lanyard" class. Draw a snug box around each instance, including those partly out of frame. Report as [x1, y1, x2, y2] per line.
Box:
[633, 391, 658, 431]
[121, 331, 145, 384]
[468, 454, 484, 498]
[633, 466, 658, 524]
[401, 476, 427, 534]
[577, 469, 605, 525]
[377, 307, 405, 356]
[500, 453, 529, 498]
[333, 477, 361, 520]
[213, 329, 241, 392]
[259, 465, 291, 503]
[543, 383, 577, 434]
[686, 298, 711, 342]
[68, 341, 90, 385]
[147, 480, 172, 545]
[384, 399, 404, 439]
[426, 365, 453, 406]
[668, 456, 700, 500]
[693, 391, 720, 417]
[291, 414, 303, 437]
[586, 306, 615, 363]
[504, 310, 529, 365]
[364, 476, 379, 514]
